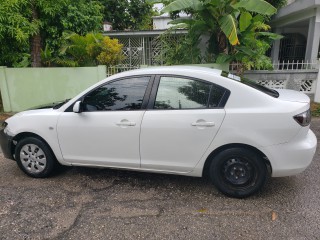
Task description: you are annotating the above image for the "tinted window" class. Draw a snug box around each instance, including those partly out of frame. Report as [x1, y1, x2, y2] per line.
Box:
[209, 85, 226, 108]
[83, 77, 149, 111]
[154, 77, 211, 109]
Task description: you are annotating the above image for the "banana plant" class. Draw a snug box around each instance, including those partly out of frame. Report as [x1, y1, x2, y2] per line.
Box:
[160, 0, 276, 46]
[149, 0, 280, 73]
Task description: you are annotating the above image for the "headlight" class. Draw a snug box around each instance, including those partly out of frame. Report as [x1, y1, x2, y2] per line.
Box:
[1, 121, 8, 130]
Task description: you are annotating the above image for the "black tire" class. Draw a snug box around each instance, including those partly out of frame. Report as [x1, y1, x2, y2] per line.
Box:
[209, 148, 267, 198]
[15, 137, 56, 178]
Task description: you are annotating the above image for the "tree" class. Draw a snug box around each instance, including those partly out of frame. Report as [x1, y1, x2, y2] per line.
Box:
[153, 0, 281, 73]
[97, 0, 154, 30]
[55, 32, 124, 67]
[43, 0, 104, 64]
[0, 0, 103, 67]
[0, 0, 70, 67]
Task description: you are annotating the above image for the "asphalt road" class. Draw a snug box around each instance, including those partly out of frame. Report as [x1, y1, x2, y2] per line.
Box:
[0, 120, 320, 240]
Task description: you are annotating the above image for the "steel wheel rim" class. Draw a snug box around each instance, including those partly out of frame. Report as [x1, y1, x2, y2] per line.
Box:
[20, 144, 47, 173]
[223, 157, 253, 186]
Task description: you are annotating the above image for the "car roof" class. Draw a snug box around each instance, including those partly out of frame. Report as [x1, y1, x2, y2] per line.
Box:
[59, 65, 280, 112]
[107, 66, 223, 79]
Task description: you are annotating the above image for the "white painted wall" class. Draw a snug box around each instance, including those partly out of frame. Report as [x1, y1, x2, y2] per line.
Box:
[153, 16, 172, 30]
[281, 28, 309, 38]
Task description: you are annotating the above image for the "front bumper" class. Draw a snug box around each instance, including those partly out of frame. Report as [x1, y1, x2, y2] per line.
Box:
[0, 128, 15, 160]
[262, 129, 317, 177]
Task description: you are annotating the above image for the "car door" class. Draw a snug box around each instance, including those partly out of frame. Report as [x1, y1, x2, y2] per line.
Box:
[56, 76, 152, 168]
[140, 75, 228, 173]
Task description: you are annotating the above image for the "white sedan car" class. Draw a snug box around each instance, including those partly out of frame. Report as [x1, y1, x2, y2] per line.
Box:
[0, 66, 317, 198]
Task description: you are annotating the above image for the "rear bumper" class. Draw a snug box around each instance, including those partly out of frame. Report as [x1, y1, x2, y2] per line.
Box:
[0, 128, 14, 160]
[262, 129, 317, 177]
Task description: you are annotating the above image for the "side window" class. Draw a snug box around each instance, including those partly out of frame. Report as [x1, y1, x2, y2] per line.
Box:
[209, 85, 227, 108]
[154, 77, 211, 109]
[83, 77, 149, 111]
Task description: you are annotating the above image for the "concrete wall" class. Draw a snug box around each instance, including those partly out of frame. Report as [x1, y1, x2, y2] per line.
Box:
[244, 69, 319, 100]
[0, 66, 106, 112]
[1, 65, 319, 113]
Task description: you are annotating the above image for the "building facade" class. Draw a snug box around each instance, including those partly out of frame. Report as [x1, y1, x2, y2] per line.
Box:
[271, 0, 320, 63]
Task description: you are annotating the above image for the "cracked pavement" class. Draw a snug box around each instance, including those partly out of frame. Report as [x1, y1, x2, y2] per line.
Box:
[0, 119, 320, 239]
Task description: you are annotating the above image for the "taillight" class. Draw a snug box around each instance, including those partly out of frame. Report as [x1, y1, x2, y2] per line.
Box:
[293, 109, 311, 126]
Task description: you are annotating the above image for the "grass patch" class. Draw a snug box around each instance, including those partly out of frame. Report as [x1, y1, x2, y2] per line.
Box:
[311, 102, 320, 117]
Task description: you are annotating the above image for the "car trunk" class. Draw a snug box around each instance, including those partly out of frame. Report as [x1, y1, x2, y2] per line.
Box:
[276, 89, 310, 103]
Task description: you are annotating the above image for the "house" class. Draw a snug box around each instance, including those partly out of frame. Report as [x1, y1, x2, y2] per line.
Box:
[104, 0, 320, 66]
[270, 0, 320, 63]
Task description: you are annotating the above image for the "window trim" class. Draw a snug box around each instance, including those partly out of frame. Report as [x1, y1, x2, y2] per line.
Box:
[65, 75, 155, 112]
[147, 74, 230, 110]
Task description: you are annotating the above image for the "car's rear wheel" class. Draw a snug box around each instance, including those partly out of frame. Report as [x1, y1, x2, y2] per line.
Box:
[15, 137, 56, 178]
[209, 148, 267, 198]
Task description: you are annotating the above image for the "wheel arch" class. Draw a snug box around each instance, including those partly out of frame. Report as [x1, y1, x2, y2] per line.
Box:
[202, 143, 272, 177]
[11, 132, 57, 161]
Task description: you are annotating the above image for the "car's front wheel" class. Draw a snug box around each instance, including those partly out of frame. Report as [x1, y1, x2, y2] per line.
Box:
[209, 148, 267, 198]
[15, 137, 56, 178]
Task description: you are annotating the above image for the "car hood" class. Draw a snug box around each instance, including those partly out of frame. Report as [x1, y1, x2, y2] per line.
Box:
[276, 89, 310, 103]
[8, 108, 55, 120]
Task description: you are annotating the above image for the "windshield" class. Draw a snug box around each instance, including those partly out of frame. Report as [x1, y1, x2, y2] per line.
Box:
[221, 71, 279, 98]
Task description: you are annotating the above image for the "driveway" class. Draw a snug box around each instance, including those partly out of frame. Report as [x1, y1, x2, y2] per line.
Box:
[0, 119, 319, 239]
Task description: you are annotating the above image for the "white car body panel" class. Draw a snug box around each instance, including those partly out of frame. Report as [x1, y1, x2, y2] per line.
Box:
[140, 109, 225, 172]
[56, 111, 144, 168]
[4, 109, 65, 164]
[3, 66, 317, 179]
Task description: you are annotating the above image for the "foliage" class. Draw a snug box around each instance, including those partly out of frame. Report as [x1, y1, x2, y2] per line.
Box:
[97, 0, 155, 30]
[12, 54, 31, 68]
[311, 102, 320, 117]
[96, 37, 125, 66]
[0, 0, 104, 67]
[61, 1, 104, 35]
[0, 0, 42, 67]
[40, 44, 54, 67]
[265, 0, 287, 9]
[154, 0, 281, 73]
[0, 0, 44, 44]
[56, 32, 124, 67]
[0, 40, 30, 67]
[159, 30, 202, 65]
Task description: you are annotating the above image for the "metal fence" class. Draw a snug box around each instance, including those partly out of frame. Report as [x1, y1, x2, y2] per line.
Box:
[229, 60, 319, 72]
[106, 64, 140, 77]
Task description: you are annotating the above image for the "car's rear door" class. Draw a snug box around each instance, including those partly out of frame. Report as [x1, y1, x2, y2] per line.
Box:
[140, 75, 228, 173]
[57, 76, 153, 168]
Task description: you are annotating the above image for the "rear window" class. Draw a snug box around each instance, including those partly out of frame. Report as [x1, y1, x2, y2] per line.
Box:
[222, 71, 279, 98]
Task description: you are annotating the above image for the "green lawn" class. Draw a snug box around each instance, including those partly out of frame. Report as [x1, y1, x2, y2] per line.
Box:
[311, 102, 320, 117]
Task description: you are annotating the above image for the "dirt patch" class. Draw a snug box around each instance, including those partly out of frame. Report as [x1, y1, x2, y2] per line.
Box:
[0, 113, 13, 122]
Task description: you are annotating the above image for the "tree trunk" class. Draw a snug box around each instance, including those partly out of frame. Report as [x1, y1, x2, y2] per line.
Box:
[31, 33, 42, 67]
[217, 31, 228, 54]
[31, 3, 42, 67]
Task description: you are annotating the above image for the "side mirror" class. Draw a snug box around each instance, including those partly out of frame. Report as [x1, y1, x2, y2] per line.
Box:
[73, 101, 82, 113]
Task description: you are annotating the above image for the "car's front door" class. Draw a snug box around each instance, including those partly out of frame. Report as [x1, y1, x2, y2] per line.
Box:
[57, 76, 152, 168]
[140, 76, 228, 173]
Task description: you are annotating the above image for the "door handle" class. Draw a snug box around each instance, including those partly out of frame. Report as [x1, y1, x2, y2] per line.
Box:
[116, 121, 136, 127]
[191, 121, 215, 127]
